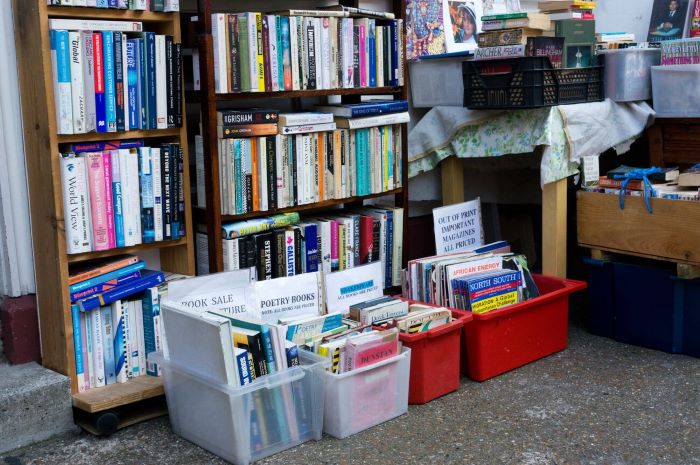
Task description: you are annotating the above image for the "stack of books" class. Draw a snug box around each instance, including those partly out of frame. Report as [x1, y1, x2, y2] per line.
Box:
[60, 141, 186, 253]
[538, 0, 596, 20]
[200, 105, 407, 215]
[586, 165, 700, 201]
[477, 11, 552, 49]
[47, 0, 179, 12]
[316, 322, 400, 374]
[595, 32, 638, 50]
[69, 255, 184, 392]
[207, 10, 403, 93]
[49, 19, 183, 135]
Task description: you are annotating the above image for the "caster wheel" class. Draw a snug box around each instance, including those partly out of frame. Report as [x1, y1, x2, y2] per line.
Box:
[94, 410, 120, 436]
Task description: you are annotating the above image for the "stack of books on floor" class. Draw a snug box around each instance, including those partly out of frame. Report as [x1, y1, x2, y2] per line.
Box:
[198, 103, 408, 215]
[538, 0, 596, 20]
[47, 0, 179, 12]
[197, 204, 403, 288]
[69, 255, 187, 392]
[60, 141, 186, 253]
[49, 19, 183, 135]
[404, 241, 540, 314]
[206, 9, 403, 93]
[585, 165, 700, 201]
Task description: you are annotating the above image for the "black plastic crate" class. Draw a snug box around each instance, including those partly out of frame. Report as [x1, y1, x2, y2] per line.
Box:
[462, 56, 604, 109]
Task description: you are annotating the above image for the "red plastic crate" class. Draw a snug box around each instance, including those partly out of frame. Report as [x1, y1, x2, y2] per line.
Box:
[382, 302, 471, 404]
[456, 274, 587, 381]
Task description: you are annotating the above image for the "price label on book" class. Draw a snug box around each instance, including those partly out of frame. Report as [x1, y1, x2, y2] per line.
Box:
[433, 198, 484, 255]
[325, 262, 385, 316]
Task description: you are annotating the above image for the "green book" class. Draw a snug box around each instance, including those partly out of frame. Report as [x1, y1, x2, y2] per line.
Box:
[554, 19, 596, 43]
[481, 12, 528, 21]
[238, 14, 251, 91]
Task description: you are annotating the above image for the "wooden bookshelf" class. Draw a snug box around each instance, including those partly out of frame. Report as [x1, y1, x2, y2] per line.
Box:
[190, 0, 410, 274]
[12, 1, 195, 418]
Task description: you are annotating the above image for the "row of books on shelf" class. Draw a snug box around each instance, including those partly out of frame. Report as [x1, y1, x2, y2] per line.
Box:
[198, 204, 404, 288]
[583, 165, 700, 202]
[60, 141, 185, 254]
[206, 12, 404, 94]
[47, 0, 179, 11]
[50, 19, 183, 135]
[404, 242, 540, 314]
[68, 253, 188, 392]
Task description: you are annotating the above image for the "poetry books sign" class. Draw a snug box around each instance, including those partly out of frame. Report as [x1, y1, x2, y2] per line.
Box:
[433, 198, 484, 254]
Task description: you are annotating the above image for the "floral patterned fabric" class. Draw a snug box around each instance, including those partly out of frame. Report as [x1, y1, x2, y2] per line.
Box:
[408, 101, 654, 185]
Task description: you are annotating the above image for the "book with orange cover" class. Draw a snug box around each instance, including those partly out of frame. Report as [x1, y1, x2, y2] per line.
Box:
[68, 255, 140, 285]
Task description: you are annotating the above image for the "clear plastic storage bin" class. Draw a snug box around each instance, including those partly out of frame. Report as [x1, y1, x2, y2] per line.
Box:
[651, 64, 700, 117]
[409, 58, 466, 107]
[600, 48, 660, 102]
[322, 348, 411, 439]
[149, 350, 328, 465]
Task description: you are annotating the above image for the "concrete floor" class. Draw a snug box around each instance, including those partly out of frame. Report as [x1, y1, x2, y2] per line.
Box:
[2, 323, 699, 465]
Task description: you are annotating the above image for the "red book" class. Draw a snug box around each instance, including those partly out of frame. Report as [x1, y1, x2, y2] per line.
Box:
[359, 215, 373, 264]
[598, 176, 645, 190]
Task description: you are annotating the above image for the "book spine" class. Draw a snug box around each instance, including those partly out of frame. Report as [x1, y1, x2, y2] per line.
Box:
[306, 18, 316, 89]
[255, 13, 265, 91]
[126, 300, 138, 377]
[70, 271, 142, 302]
[145, 33, 156, 129]
[262, 16, 272, 92]
[212, 14, 228, 93]
[239, 14, 252, 92]
[314, 17, 323, 90]
[269, 15, 280, 92]
[275, 16, 284, 91]
[247, 13, 259, 92]
[118, 149, 133, 245]
[229, 14, 241, 92]
[52, 30, 74, 135]
[111, 300, 128, 382]
[110, 151, 125, 248]
[165, 37, 175, 128]
[60, 155, 92, 254]
[151, 148, 163, 241]
[169, 145, 181, 238]
[79, 272, 165, 312]
[101, 152, 116, 248]
[101, 305, 116, 385]
[134, 299, 146, 377]
[139, 147, 155, 243]
[71, 305, 88, 392]
[68, 32, 86, 134]
[281, 16, 292, 91]
[155, 35, 167, 129]
[84, 311, 95, 387]
[174, 43, 182, 127]
[288, 17, 299, 90]
[91, 309, 106, 387]
[101, 31, 116, 133]
[177, 145, 185, 238]
[125, 40, 139, 130]
[113, 32, 126, 132]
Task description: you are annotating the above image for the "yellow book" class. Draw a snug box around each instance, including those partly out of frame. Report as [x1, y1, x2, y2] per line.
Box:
[382, 126, 390, 192]
[317, 133, 325, 201]
[338, 223, 346, 271]
[255, 13, 265, 91]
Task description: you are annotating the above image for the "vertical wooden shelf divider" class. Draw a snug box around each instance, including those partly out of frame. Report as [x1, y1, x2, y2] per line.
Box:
[192, 0, 410, 274]
[12, 0, 195, 422]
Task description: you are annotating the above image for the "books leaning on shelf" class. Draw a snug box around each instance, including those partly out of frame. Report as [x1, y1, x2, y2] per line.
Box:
[47, 0, 180, 12]
[48, 21, 183, 135]
[209, 109, 405, 216]
[69, 256, 187, 392]
[59, 142, 185, 254]
[207, 12, 404, 93]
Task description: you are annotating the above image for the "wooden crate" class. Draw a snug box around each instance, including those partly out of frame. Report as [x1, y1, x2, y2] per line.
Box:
[577, 191, 700, 265]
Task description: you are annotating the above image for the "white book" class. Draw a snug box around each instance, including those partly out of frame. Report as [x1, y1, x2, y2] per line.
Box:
[258, 138, 268, 211]
[101, 306, 116, 385]
[268, 15, 280, 92]
[117, 149, 132, 246]
[339, 216, 354, 269]
[80, 31, 96, 133]
[134, 299, 146, 378]
[275, 135, 285, 209]
[84, 309, 95, 388]
[314, 17, 323, 89]
[360, 208, 387, 286]
[111, 300, 128, 383]
[360, 18, 370, 88]
[222, 238, 240, 271]
[60, 154, 92, 254]
[211, 14, 228, 94]
[196, 231, 210, 276]
[329, 17, 339, 89]
[289, 17, 300, 91]
[51, 30, 73, 135]
[279, 112, 334, 126]
[376, 26, 384, 88]
[321, 17, 331, 90]
[304, 134, 313, 204]
[392, 207, 404, 286]
[59, 0, 74, 5]
[128, 150, 142, 244]
[49, 19, 144, 32]
[164, 0, 179, 11]
[343, 18, 354, 88]
[133, 0, 147, 10]
[300, 17, 309, 90]
[397, 19, 405, 86]
[127, 300, 140, 377]
[121, 31, 129, 132]
[295, 135, 305, 204]
[151, 148, 163, 242]
[76, 311, 90, 392]
[335, 111, 410, 129]
[195, 135, 206, 209]
[91, 309, 106, 388]
[245, 13, 258, 92]
[155, 35, 168, 129]
[192, 48, 201, 91]
[68, 32, 87, 134]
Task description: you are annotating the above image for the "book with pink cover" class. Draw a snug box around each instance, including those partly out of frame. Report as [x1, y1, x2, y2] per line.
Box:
[86, 152, 110, 251]
[102, 151, 116, 249]
[343, 328, 400, 372]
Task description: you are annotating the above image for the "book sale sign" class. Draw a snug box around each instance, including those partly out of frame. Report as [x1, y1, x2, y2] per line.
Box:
[433, 198, 484, 254]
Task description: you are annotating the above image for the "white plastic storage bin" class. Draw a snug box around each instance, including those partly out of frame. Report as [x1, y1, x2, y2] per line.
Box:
[149, 350, 328, 465]
[651, 64, 700, 117]
[409, 59, 467, 107]
[601, 48, 660, 102]
[323, 348, 411, 439]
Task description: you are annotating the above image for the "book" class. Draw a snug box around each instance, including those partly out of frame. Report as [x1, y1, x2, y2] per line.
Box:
[406, 0, 446, 60]
[343, 327, 399, 372]
[48, 19, 144, 32]
[216, 123, 279, 138]
[334, 111, 409, 129]
[678, 167, 700, 187]
[394, 306, 451, 333]
[454, 269, 522, 314]
[279, 122, 337, 135]
[316, 5, 396, 19]
[221, 212, 300, 239]
[474, 44, 526, 60]
[477, 27, 543, 47]
[315, 100, 408, 118]
[70, 270, 142, 302]
[283, 312, 344, 345]
[279, 112, 334, 126]
[77, 270, 165, 311]
[525, 36, 565, 68]
[69, 255, 139, 285]
[661, 38, 700, 65]
[217, 108, 279, 126]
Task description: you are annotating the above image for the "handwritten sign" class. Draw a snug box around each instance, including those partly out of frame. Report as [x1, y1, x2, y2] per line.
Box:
[432, 198, 483, 254]
[325, 262, 384, 316]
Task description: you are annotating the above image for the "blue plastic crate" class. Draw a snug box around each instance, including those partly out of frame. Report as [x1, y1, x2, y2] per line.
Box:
[676, 278, 700, 357]
[583, 257, 615, 339]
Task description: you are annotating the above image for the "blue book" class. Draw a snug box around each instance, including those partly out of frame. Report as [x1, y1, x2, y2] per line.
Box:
[472, 240, 510, 253]
[285, 341, 299, 367]
[78, 270, 166, 312]
[139, 147, 156, 243]
[70, 271, 142, 302]
[69, 261, 146, 293]
[136, 37, 148, 129]
[70, 305, 85, 386]
[302, 223, 318, 273]
[113, 32, 126, 132]
[234, 140, 243, 215]
[102, 31, 117, 132]
[317, 100, 408, 118]
[234, 348, 253, 385]
[112, 155, 125, 248]
[101, 305, 116, 385]
[279, 16, 289, 90]
[125, 39, 141, 130]
[143, 32, 157, 130]
[54, 30, 73, 134]
[97, 0, 108, 7]
[108, 0, 118, 7]
[368, 20, 377, 87]
[94, 32, 107, 133]
[141, 287, 160, 376]
[69, 139, 143, 153]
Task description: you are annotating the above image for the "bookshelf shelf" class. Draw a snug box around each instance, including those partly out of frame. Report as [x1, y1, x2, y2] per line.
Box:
[72, 375, 164, 413]
[57, 128, 182, 144]
[190, 0, 409, 274]
[13, 0, 195, 425]
[46, 5, 175, 22]
[186, 86, 403, 102]
[67, 238, 189, 264]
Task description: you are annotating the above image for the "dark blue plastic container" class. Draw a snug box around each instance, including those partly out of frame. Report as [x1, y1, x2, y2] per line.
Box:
[676, 278, 700, 357]
[583, 257, 615, 339]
